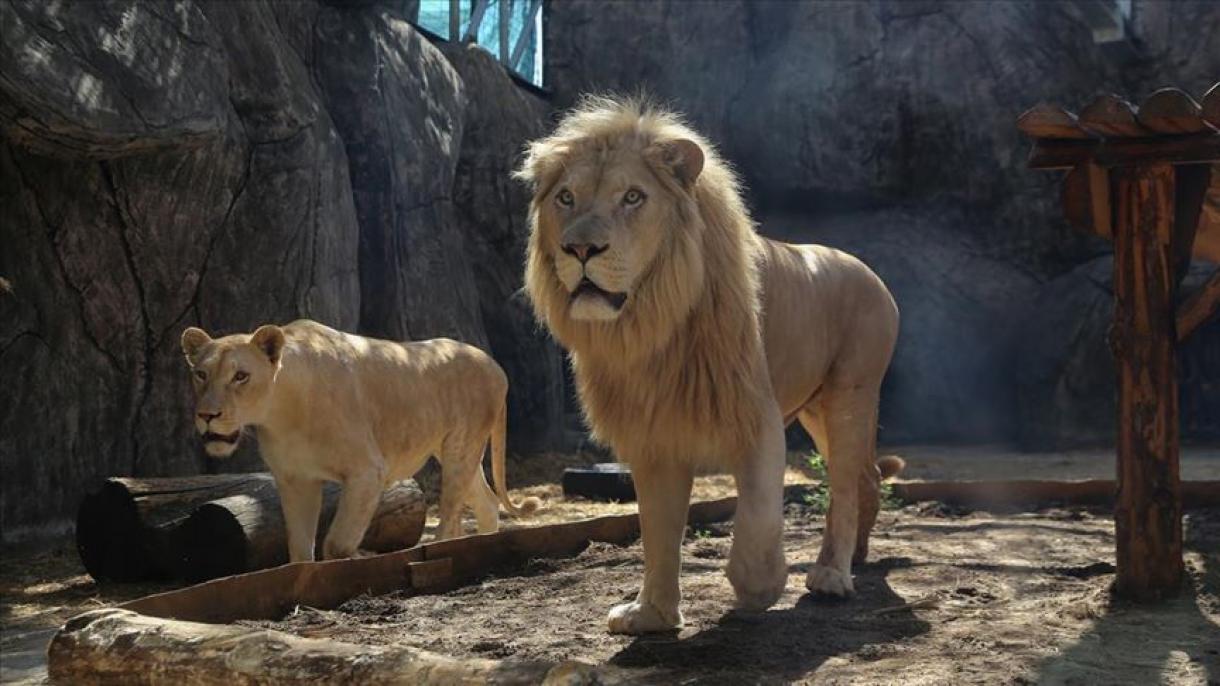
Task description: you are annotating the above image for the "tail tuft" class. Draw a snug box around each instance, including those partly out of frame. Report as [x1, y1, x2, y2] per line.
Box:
[513, 496, 542, 517]
[877, 455, 905, 480]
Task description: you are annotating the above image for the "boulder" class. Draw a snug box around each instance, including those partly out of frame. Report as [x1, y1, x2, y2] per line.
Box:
[315, 7, 478, 344]
[439, 42, 567, 450]
[0, 0, 361, 537]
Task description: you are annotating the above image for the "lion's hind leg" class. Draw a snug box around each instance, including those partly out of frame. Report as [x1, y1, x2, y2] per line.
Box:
[466, 459, 501, 534]
[801, 386, 881, 596]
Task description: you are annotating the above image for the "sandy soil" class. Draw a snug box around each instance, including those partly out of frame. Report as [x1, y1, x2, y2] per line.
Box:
[245, 502, 1220, 685]
[3, 447, 1218, 684]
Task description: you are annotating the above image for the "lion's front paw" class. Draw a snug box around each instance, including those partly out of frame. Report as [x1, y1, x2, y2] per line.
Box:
[727, 549, 787, 612]
[607, 600, 682, 634]
[805, 563, 855, 597]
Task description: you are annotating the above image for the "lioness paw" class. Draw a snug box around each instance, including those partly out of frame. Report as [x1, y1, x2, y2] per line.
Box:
[805, 563, 855, 597]
[607, 600, 682, 635]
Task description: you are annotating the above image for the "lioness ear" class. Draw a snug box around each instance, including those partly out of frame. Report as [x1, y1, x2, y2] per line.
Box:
[181, 327, 212, 363]
[651, 138, 704, 189]
[250, 325, 285, 365]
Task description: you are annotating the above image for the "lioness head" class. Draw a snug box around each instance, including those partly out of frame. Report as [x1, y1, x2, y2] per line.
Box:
[517, 97, 743, 356]
[179, 325, 285, 458]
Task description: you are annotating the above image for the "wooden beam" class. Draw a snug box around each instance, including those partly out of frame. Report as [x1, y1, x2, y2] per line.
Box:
[1202, 82, 1220, 131]
[1177, 268, 1220, 341]
[1080, 94, 1151, 138]
[1111, 162, 1184, 601]
[1138, 88, 1213, 135]
[448, 0, 460, 41]
[890, 479, 1220, 509]
[1017, 103, 1093, 140]
[1029, 132, 1220, 170]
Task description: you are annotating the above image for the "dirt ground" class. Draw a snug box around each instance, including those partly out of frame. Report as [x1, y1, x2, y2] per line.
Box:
[244, 502, 1220, 685]
[3, 447, 1218, 684]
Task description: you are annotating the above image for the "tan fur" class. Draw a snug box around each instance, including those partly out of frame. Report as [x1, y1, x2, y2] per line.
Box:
[518, 96, 900, 633]
[180, 320, 538, 562]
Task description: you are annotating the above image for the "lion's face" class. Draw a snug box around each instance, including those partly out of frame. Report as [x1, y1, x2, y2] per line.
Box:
[180, 326, 284, 458]
[532, 138, 707, 326]
[542, 151, 671, 321]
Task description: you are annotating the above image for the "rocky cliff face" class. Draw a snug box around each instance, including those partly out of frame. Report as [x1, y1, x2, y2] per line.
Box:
[545, 0, 1220, 446]
[0, 0, 562, 538]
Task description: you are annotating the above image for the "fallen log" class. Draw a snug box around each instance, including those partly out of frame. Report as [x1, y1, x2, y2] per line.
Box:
[48, 608, 625, 686]
[77, 474, 426, 583]
[176, 479, 427, 582]
[76, 474, 275, 582]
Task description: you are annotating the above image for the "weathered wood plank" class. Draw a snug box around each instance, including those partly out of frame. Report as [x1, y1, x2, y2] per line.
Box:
[1017, 103, 1093, 140]
[1138, 88, 1212, 135]
[1111, 163, 1183, 601]
[1177, 268, 1220, 341]
[890, 479, 1220, 509]
[1079, 94, 1150, 138]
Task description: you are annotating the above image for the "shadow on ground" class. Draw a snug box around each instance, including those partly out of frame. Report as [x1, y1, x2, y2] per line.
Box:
[609, 558, 931, 682]
[1035, 512, 1220, 685]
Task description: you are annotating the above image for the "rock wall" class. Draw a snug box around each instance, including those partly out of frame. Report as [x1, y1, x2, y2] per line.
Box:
[545, 0, 1220, 446]
[0, 0, 562, 538]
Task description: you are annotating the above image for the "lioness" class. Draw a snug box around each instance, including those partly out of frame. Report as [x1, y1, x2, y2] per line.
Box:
[180, 320, 537, 561]
[517, 97, 901, 634]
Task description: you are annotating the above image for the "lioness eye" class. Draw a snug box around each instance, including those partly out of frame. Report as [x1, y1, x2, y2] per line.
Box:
[623, 188, 646, 206]
[556, 188, 574, 207]
[233, 371, 249, 384]
[193, 370, 207, 382]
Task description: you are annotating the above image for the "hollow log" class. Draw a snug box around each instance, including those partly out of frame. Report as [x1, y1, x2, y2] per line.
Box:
[175, 479, 427, 582]
[48, 608, 618, 686]
[77, 474, 426, 583]
[1111, 163, 1184, 600]
[76, 473, 278, 582]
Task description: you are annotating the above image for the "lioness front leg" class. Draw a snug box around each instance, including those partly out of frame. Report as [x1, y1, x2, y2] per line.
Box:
[608, 459, 693, 635]
[276, 474, 323, 563]
[322, 465, 385, 560]
[727, 406, 788, 611]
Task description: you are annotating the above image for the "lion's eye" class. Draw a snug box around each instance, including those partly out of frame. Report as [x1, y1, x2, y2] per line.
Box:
[193, 370, 207, 382]
[622, 188, 646, 207]
[555, 188, 574, 207]
[233, 370, 249, 384]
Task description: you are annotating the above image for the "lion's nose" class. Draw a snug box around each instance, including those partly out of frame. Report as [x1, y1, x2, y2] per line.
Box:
[561, 242, 608, 264]
[197, 410, 222, 423]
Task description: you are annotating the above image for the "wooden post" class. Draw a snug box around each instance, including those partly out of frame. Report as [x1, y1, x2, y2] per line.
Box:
[1111, 162, 1184, 600]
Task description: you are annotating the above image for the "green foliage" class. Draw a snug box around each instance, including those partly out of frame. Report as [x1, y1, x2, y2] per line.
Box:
[800, 451, 901, 514]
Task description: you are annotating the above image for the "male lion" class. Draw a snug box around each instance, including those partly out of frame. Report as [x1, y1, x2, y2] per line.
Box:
[180, 320, 538, 562]
[517, 97, 901, 634]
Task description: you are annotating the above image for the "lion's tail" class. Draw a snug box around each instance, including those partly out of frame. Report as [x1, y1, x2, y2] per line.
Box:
[490, 400, 540, 517]
[877, 455, 906, 480]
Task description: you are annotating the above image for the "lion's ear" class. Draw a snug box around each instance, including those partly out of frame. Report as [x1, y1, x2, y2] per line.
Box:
[181, 327, 212, 363]
[514, 141, 569, 198]
[651, 138, 704, 189]
[250, 325, 285, 365]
